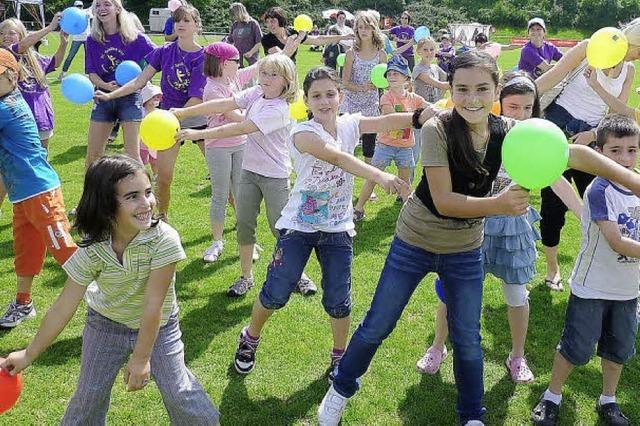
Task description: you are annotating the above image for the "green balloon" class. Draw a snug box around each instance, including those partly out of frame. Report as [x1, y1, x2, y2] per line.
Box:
[501, 118, 569, 190]
[370, 63, 389, 89]
[336, 53, 346, 67]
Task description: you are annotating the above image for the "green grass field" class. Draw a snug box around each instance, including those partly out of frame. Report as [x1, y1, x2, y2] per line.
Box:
[0, 35, 639, 425]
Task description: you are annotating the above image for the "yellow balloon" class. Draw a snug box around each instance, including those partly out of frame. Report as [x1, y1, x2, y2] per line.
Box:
[139, 110, 180, 151]
[290, 93, 308, 121]
[491, 101, 501, 115]
[293, 14, 313, 33]
[587, 27, 628, 69]
[434, 98, 448, 109]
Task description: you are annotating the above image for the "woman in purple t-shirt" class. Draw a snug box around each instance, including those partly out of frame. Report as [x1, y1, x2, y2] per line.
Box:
[0, 14, 67, 149]
[388, 11, 415, 70]
[96, 4, 207, 219]
[84, 0, 155, 171]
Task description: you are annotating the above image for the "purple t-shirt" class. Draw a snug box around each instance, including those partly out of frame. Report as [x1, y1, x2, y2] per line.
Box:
[390, 25, 415, 57]
[518, 41, 563, 78]
[145, 42, 206, 109]
[85, 32, 156, 84]
[12, 45, 56, 131]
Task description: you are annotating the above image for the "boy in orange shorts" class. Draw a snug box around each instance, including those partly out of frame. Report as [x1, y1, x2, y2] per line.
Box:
[0, 48, 76, 328]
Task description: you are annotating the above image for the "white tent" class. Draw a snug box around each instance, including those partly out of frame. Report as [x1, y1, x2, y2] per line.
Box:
[448, 22, 492, 45]
[322, 9, 354, 21]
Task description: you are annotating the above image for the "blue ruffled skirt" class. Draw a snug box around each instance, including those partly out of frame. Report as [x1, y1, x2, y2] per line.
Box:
[482, 207, 541, 285]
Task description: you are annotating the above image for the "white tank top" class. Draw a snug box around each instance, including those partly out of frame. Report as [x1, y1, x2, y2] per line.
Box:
[556, 60, 631, 127]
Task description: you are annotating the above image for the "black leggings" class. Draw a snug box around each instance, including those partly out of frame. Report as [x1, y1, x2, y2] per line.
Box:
[362, 133, 376, 159]
[540, 168, 594, 247]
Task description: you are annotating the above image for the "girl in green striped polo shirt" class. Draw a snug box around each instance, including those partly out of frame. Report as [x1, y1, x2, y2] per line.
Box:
[1, 155, 219, 425]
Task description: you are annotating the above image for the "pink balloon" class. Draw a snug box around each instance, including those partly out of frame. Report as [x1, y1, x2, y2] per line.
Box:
[168, 0, 182, 12]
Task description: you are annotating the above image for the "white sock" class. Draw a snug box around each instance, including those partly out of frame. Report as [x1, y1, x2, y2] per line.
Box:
[543, 389, 562, 405]
[599, 394, 616, 405]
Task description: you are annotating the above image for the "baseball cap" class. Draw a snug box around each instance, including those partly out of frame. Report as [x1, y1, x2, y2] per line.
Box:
[74, 1, 83, 6]
[141, 83, 162, 104]
[0, 49, 19, 74]
[385, 55, 410, 78]
[527, 17, 546, 31]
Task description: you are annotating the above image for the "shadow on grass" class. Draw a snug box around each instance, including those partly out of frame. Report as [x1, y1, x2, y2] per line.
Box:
[190, 185, 211, 199]
[49, 145, 86, 167]
[36, 336, 83, 366]
[219, 366, 327, 425]
[398, 371, 458, 424]
[352, 204, 402, 256]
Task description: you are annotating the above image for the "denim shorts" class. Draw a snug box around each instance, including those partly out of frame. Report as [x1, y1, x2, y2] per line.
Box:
[372, 143, 415, 169]
[91, 92, 144, 123]
[557, 294, 638, 366]
[259, 229, 353, 318]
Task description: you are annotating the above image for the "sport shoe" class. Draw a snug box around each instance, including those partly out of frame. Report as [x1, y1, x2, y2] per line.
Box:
[416, 345, 448, 375]
[68, 207, 77, 216]
[531, 395, 560, 426]
[369, 191, 378, 201]
[295, 273, 317, 296]
[203, 240, 224, 263]
[464, 421, 485, 426]
[318, 384, 349, 426]
[234, 327, 260, 374]
[596, 401, 630, 425]
[0, 300, 36, 328]
[505, 355, 534, 383]
[252, 244, 263, 262]
[227, 276, 254, 297]
[353, 209, 365, 223]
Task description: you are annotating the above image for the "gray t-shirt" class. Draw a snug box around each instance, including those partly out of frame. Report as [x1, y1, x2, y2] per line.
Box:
[395, 116, 514, 254]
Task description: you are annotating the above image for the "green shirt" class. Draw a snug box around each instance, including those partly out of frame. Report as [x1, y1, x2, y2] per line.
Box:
[63, 221, 186, 329]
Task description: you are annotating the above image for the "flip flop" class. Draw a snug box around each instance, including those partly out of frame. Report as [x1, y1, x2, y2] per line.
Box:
[544, 277, 564, 291]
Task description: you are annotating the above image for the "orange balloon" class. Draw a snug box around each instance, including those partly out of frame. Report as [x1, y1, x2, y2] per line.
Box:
[445, 98, 454, 108]
[0, 358, 23, 414]
[491, 101, 501, 115]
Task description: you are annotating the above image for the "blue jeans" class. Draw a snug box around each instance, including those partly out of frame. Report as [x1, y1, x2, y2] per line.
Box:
[62, 40, 84, 73]
[260, 229, 353, 318]
[333, 237, 486, 423]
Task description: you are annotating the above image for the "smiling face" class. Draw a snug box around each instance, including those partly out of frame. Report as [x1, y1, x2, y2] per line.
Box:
[94, 0, 119, 25]
[386, 69, 408, 88]
[501, 93, 535, 121]
[113, 170, 156, 238]
[0, 22, 20, 47]
[451, 67, 499, 127]
[599, 135, 639, 169]
[265, 17, 280, 32]
[304, 78, 341, 123]
[528, 24, 545, 47]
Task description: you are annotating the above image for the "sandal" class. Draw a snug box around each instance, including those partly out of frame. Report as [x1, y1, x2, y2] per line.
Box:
[505, 355, 534, 383]
[416, 345, 448, 375]
[544, 277, 564, 291]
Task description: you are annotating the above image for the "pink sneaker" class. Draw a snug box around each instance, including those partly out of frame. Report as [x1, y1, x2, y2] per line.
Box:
[416, 345, 448, 375]
[505, 355, 534, 383]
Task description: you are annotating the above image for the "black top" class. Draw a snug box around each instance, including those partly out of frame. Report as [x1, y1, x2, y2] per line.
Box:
[261, 27, 307, 63]
[414, 114, 508, 219]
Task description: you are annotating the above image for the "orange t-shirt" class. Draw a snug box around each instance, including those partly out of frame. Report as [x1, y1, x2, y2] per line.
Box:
[378, 90, 428, 148]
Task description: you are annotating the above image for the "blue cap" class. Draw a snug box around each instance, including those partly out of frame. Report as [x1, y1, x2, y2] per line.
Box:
[385, 55, 410, 78]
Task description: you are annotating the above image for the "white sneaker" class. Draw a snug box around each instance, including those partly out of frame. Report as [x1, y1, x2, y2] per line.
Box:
[203, 240, 224, 263]
[318, 385, 349, 426]
[464, 421, 485, 426]
[252, 244, 263, 262]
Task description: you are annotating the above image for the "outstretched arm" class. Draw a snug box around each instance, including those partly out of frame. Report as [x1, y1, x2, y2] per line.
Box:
[568, 144, 640, 196]
[94, 65, 156, 101]
[15, 12, 62, 53]
[175, 119, 258, 143]
[171, 96, 240, 120]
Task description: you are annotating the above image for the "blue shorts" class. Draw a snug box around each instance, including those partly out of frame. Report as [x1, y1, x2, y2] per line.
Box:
[90, 92, 143, 123]
[557, 294, 638, 366]
[372, 143, 415, 169]
[259, 229, 353, 318]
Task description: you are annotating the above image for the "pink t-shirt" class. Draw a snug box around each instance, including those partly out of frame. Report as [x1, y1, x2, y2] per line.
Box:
[203, 65, 257, 148]
[234, 85, 292, 178]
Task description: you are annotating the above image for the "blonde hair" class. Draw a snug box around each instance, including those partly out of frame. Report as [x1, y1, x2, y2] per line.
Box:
[0, 19, 46, 87]
[230, 2, 251, 23]
[416, 37, 436, 50]
[623, 18, 640, 46]
[353, 10, 384, 51]
[128, 12, 145, 33]
[90, 0, 140, 44]
[258, 54, 298, 103]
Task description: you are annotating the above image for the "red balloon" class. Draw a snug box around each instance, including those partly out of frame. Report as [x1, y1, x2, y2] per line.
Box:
[0, 358, 23, 414]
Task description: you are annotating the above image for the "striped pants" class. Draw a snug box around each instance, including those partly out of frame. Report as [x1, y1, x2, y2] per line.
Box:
[61, 309, 219, 425]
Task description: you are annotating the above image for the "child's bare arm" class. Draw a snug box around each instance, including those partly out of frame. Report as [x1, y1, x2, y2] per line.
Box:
[597, 220, 640, 258]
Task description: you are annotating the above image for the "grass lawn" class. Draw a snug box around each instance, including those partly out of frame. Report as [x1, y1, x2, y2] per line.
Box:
[1, 35, 639, 425]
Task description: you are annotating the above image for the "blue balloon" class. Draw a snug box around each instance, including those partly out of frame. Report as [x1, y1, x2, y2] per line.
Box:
[384, 36, 393, 54]
[115, 60, 142, 86]
[60, 7, 89, 36]
[414, 26, 431, 42]
[435, 276, 446, 304]
[61, 74, 94, 104]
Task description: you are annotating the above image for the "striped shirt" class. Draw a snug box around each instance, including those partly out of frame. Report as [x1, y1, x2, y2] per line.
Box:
[63, 221, 186, 329]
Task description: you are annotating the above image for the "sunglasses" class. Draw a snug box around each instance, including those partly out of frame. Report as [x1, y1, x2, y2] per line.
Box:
[227, 58, 241, 63]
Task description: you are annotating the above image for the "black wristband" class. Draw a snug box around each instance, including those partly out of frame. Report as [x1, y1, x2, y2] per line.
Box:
[412, 108, 425, 129]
